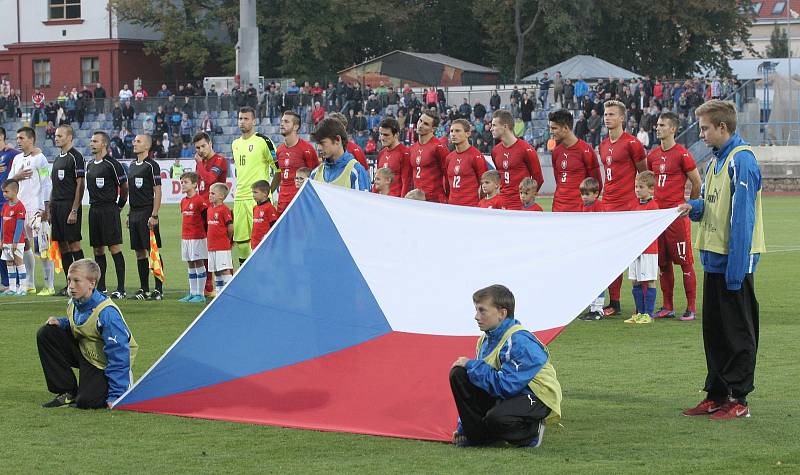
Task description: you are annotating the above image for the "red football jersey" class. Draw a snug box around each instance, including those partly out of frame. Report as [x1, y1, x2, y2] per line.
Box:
[646, 143, 697, 208]
[599, 132, 646, 210]
[491, 139, 544, 210]
[631, 198, 660, 253]
[478, 194, 506, 209]
[445, 146, 488, 207]
[197, 153, 229, 199]
[346, 141, 369, 171]
[409, 138, 449, 203]
[375, 143, 413, 197]
[551, 139, 602, 212]
[277, 138, 318, 211]
[520, 202, 544, 212]
[180, 193, 208, 239]
[251, 201, 279, 250]
[206, 204, 233, 251]
[1, 201, 26, 244]
[581, 199, 606, 213]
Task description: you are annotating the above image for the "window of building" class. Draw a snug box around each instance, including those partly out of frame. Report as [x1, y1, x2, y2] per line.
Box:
[33, 60, 51, 88]
[752, 2, 762, 15]
[49, 0, 81, 20]
[773, 2, 786, 15]
[81, 57, 100, 85]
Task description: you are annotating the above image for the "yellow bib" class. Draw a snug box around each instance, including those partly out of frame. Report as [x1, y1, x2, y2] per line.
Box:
[313, 159, 358, 188]
[68, 298, 138, 370]
[476, 324, 562, 423]
[695, 145, 765, 254]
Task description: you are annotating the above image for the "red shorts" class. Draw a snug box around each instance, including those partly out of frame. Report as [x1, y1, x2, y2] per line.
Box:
[658, 216, 694, 266]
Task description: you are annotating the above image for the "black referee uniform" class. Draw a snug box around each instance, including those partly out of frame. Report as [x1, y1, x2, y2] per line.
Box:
[50, 147, 85, 274]
[127, 157, 162, 295]
[86, 154, 128, 294]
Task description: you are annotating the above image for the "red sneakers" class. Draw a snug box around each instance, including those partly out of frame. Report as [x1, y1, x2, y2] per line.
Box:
[682, 398, 722, 416]
[709, 398, 750, 420]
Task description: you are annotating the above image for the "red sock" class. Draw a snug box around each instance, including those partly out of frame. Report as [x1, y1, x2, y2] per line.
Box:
[608, 274, 623, 301]
[681, 263, 697, 312]
[204, 259, 214, 293]
[659, 265, 674, 310]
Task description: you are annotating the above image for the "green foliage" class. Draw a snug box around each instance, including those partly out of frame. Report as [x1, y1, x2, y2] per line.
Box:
[766, 24, 790, 58]
[1, 197, 799, 472]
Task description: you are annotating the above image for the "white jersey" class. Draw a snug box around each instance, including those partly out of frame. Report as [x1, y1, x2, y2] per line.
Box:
[9, 152, 51, 212]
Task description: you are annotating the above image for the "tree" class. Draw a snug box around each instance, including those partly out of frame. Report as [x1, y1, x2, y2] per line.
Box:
[108, 0, 237, 78]
[766, 24, 790, 58]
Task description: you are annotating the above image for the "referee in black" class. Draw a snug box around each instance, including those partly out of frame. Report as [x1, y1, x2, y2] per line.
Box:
[127, 134, 163, 301]
[50, 125, 85, 296]
[86, 131, 128, 298]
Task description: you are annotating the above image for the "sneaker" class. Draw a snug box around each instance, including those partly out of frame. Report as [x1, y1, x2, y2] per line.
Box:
[452, 431, 472, 448]
[679, 310, 696, 321]
[624, 313, 641, 324]
[178, 293, 192, 302]
[36, 287, 55, 296]
[635, 313, 653, 324]
[130, 289, 148, 300]
[526, 421, 546, 448]
[147, 289, 163, 301]
[42, 392, 75, 408]
[1, 289, 16, 296]
[110, 290, 126, 299]
[15, 289, 27, 296]
[55, 287, 69, 297]
[188, 294, 206, 303]
[578, 311, 604, 321]
[204, 290, 216, 298]
[602, 301, 621, 317]
[653, 308, 675, 319]
[26, 287, 37, 294]
[682, 398, 722, 416]
[709, 397, 750, 420]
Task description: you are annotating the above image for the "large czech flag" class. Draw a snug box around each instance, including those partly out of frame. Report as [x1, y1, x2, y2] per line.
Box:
[113, 181, 679, 441]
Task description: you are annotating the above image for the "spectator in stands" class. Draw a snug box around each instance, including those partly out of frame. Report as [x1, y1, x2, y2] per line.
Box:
[169, 134, 181, 157]
[312, 102, 325, 130]
[142, 115, 155, 136]
[46, 121, 56, 146]
[458, 98, 472, 120]
[201, 113, 213, 134]
[170, 107, 182, 136]
[180, 113, 193, 144]
[386, 86, 400, 117]
[112, 102, 123, 131]
[179, 143, 193, 159]
[553, 71, 564, 108]
[425, 87, 438, 108]
[564, 79, 575, 109]
[490, 89, 501, 112]
[7, 89, 19, 119]
[94, 83, 106, 116]
[122, 127, 135, 158]
[587, 108, 602, 148]
[65, 89, 78, 124]
[437, 87, 447, 113]
[207, 84, 219, 112]
[118, 83, 133, 102]
[365, 94, 381, 115]
[32, 88, 46, 125]
[538, 72, 552, 110]
[474, 99, 487, 122]
[574, 111, 588, 141]
[78, 85, 92, 126]
[157, 84, 171, 98]
[122, 101, 135, 131]
[520, 93, 534, 139]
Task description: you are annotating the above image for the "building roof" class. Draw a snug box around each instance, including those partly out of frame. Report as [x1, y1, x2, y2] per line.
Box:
[339, 50, 498, 74]
[522, 55, 641, 81]
[751, 0, 800, 21]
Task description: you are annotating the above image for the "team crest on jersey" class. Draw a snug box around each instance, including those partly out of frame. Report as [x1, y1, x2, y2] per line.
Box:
[454, 165, 461, 174]
[284, 159, 290, 167]
[189, 203, 194, 210]
[259, 211, 264, 217]
[606, 155, 612, 166]
[96, 177, 105, 188]
[660, 163, 666, 173]
[416, 157, 421, 165]
[561, 160, 567, 170]
[58, 170, 65, 180]
[248, 144, 254, 152]
[502, 160, 509, 169]
[134, 177, 143, 188]
[214, 212, 219, 219]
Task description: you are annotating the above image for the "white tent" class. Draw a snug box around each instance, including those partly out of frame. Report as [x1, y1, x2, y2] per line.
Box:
[523, 55, 641, 81]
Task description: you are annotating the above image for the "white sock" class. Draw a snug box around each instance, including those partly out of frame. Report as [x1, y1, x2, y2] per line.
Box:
[195, 265, 206, 296]
[215, 273, 224, 294]
[187, 268, 196, 295]
[41, 258, 54, 290]
[221, 273, 232, 289]
[23, 250, 35, 289]
[16, 264, 27, 288]
[7, 265, 17, 292]
[590, 293, 605, 312]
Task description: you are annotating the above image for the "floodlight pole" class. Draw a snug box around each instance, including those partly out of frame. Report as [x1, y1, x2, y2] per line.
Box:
[238, 0, 259, 90]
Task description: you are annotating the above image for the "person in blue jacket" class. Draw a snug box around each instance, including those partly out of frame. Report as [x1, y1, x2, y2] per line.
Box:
[450, 285, 562, 448]
[679, 100, 765, 420]
[37, 259, 138, 409]
[309, 117, 370, 190]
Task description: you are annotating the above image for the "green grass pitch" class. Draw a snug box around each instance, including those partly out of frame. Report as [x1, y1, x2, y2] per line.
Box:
[1, 197, 798, 473]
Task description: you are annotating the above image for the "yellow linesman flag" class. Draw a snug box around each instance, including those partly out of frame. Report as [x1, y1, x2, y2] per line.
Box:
[48, 240, 63, 274]
[149, 230, 165, 283]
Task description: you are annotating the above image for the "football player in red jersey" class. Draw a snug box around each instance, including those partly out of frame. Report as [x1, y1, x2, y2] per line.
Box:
[375, 117, 412, 197]
[276, 111, 318, 213]
[445, 119, 488, 207]
[647, 111, 702, 320]
[490, 110, 543, 210]
[328, 112, 369, 171]
[548, 109, 602, 212]
[409, 109, 450, 203]
[599, 100, 647, 316]
[193, 132, 229, 200]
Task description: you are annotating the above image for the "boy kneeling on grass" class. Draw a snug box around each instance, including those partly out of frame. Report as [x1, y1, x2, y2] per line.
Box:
[450, 285, 562, 448]
[37, 259, 137, 408]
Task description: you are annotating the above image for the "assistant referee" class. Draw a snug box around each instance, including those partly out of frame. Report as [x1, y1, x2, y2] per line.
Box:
[86, 131, 128, 298]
